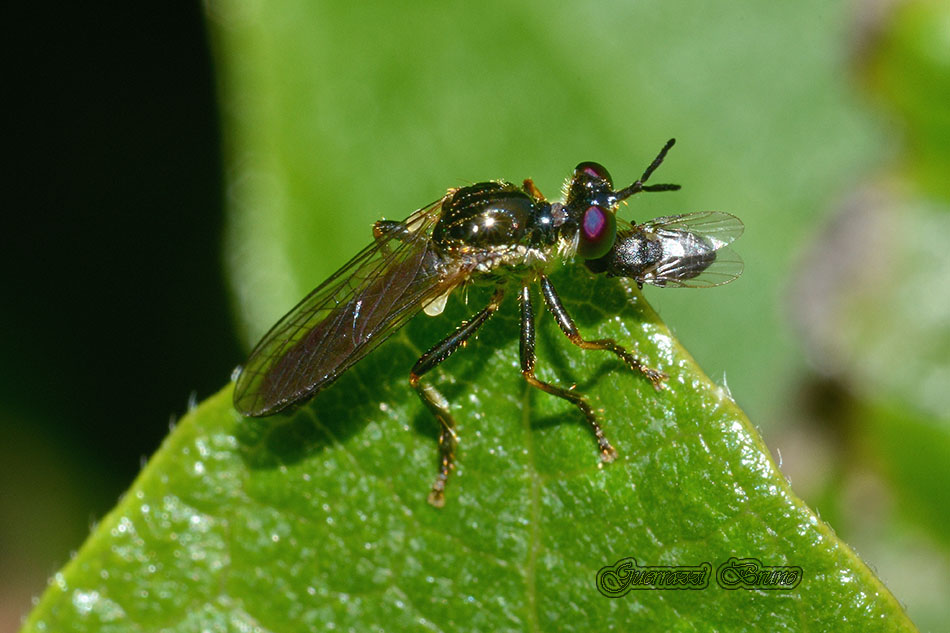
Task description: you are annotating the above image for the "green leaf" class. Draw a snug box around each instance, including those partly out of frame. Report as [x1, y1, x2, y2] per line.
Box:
[22, 266, 914, 632]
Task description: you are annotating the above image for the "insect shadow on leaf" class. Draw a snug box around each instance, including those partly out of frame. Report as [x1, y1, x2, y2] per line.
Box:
[235, 368, 385, 470]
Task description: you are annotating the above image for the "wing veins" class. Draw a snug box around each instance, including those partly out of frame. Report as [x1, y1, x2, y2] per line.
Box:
[235, 197, 451, 415]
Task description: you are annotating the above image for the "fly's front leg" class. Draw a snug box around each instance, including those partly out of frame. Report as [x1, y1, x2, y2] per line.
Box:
[373, 219, 411, 242]
[519, 284, 616, 462]
[370, 220, 413, 260]
[539, 275, 667, 389]
[522, 178, 545, 201]
[410, 287, 505, 507]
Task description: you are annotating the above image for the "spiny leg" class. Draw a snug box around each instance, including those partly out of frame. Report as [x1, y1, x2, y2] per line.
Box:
[519, 284, 617, 462]
[539, 275, 667, 388]
[410, 287, 505, 507]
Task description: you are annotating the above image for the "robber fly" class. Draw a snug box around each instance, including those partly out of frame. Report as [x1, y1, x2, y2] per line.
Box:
[233, 139, 743, 506]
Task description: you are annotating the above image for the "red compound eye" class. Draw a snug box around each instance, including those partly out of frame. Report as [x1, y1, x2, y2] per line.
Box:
[577, 205, 616, 259]
[574, 161, 613, 188]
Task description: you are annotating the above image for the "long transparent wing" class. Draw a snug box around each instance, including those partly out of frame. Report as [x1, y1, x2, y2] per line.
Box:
[234, 197, 459, 416]
[639, 211, 744, 288]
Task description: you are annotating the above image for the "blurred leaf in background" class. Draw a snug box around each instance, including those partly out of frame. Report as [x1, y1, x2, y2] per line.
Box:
[785, 0, 950, 628]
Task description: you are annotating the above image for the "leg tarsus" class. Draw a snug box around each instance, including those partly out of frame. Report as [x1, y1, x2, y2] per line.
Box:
[410, 374, 457, 507]
[519, 284, 617, 462]
[539, 275, 667, 388]
[578, 337, 668, 389]
[411, 287, 505, 506]
[524, 372, 618, 462]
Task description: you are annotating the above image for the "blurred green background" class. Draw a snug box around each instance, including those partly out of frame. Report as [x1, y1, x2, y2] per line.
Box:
[4, 0, 949, 630]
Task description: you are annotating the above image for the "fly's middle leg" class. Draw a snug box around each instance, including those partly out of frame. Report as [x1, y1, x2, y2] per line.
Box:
[410, 287, 505, 507]
[539, 275, 667, 388]
[518, 284, 617, 462]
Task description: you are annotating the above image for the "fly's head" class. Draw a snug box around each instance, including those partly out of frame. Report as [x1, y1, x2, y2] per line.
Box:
[560, 139, 680, 264]
[561, 161, 619, 261]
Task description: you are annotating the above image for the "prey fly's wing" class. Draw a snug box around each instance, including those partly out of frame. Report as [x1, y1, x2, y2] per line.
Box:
[639, 211, 744, 288]
[234, 196, 462, 417]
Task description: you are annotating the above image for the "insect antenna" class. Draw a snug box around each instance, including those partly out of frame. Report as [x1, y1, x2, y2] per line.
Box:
[614, 138, 681, 201]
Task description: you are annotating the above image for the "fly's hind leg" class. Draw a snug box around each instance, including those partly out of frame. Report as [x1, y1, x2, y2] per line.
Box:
[518, 284, 617, 462]
[410, 287, 505, 507]
[539, 275, 667, 389]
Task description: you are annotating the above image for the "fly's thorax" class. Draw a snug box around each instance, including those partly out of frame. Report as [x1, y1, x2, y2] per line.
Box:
[428, 180, 562, 278]
[432, 181, 536, 251]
